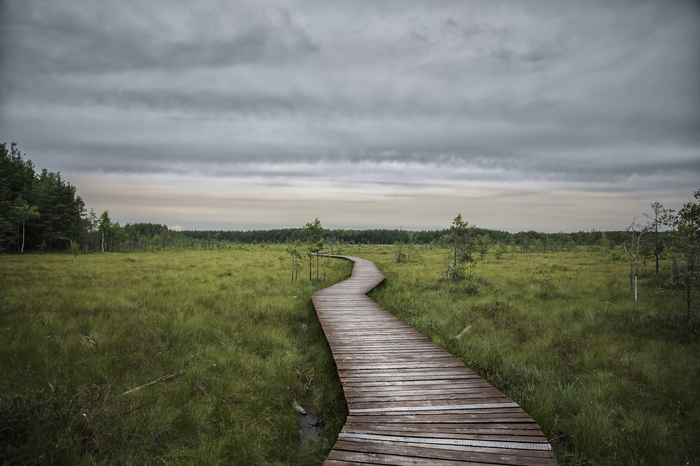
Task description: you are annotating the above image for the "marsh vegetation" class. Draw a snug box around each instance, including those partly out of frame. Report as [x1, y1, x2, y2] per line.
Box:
[0, 247, 352, 465]
[2, 240, 699, 465]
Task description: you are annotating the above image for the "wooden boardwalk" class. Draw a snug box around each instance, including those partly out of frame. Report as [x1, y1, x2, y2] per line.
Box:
[312, 255, 558, 466]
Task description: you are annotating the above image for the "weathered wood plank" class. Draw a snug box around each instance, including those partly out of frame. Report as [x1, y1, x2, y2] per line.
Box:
[313, 255, 557, 465]
[331, 439, 559, 465]
[339, 415, 538, 426]
[341, 422, 551, 442]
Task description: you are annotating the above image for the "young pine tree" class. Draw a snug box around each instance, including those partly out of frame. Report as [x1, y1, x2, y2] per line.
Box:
[302, 218, 323, 281]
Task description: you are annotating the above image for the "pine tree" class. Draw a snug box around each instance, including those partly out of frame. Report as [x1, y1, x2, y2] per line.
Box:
[672, 190, 700, 317]
[444, 214, 474, 280]
[302, 219, 323, 281]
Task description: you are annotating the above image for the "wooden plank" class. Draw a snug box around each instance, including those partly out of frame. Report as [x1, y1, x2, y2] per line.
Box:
[330, 439, 558, 465]
[344, 389, 509, 400]
[342, 424, 550, 443]
[343, 422, 548, 439]
[342, 378, 489, 386]
[326, 451, 500, 466]
[313, 255, 558, 465]
[346, 412, 536, 421]
[338, 369, 483, 382]
[335, 436, 556, 458]
[344, 393, 510, 404]
[348, 396, 529, 410]
[343, 385, 495, 396]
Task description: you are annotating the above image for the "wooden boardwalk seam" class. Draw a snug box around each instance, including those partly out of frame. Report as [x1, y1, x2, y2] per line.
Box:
[312, 255, 558, 465]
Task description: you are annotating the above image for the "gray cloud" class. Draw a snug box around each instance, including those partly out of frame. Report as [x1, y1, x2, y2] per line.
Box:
[1, 0, 698, 230]
[1, 1, 320, 75]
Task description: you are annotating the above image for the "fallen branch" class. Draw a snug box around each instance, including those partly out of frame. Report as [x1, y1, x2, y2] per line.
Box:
[121, 371, 182, 396]
[454, 325, 472, 340]
[81, 334, 98, 347]
[292, 398, 306, 415]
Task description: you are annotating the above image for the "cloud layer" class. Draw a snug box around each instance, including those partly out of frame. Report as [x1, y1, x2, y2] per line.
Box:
[1, 0, 698, 231]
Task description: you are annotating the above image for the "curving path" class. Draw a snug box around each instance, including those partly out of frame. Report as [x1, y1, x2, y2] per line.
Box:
[312, 255, 558, 465]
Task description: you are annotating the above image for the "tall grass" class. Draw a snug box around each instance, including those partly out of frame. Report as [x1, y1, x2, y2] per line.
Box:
[0, 247, 352, 465]
[351, 245, 699, 466]
[4, 244, 698, 465]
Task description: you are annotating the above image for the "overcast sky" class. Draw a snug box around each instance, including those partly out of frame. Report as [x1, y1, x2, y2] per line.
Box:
[1, 0, 698, 232]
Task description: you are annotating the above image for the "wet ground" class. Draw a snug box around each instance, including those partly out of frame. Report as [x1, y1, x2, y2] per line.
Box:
[297, 411, 322, 445]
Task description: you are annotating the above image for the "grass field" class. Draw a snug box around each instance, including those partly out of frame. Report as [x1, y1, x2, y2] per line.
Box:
[2, 244, 699, 465]
[0, 247, 352, 465]
[347, 244, 700, 466]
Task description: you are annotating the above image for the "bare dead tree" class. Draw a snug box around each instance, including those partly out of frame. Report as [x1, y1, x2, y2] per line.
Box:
[627, 218, 646, 302]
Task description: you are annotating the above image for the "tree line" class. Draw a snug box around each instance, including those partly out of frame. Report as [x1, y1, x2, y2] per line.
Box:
[0, 142, 641, 255]
[2, 139, 696, 298]
[1, 143, 85, 252]
[179, 227, 630, 251]
[0, 143, 178, 254]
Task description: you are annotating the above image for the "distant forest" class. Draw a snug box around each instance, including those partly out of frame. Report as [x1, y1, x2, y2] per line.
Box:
[1, 142, 695, 261]
[178, 227, 629, 254]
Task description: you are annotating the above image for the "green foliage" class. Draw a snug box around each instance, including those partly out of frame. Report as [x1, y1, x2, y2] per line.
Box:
[0, 248, 353, 465]
[0, 144, 179, 255]
[279, 241, 303, 281]
[494, 242, 507, 260]
[303, 219, 324, 281]
[69, 240, 80, 264]
[437, 263, 481, 296]
[10, 194, 40, 253]
[12, 194, 40, 226]
[180, 226, 613, 249]
[98, 211, 111, 252]
[394, 241, 404, 263]
[669, 190, 700, 317]
[476, 234, 489, 259]
[0, 143, 85, 252]
[443, 214, 475, 281]
[609, 248, 625, 262]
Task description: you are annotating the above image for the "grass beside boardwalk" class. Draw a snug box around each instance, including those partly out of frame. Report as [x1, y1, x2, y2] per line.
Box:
[0, 247, 352, 465]
[4, 244, 699, 465]
[346, 245, 700, 466]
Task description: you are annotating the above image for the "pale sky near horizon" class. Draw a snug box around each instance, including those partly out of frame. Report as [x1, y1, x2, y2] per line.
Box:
[1, 0, 699, 233]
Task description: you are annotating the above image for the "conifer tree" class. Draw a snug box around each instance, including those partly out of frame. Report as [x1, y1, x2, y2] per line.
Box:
[672, 190, 700, 317]
[444, 214, 473, 280]
[302, 218, 323, 281]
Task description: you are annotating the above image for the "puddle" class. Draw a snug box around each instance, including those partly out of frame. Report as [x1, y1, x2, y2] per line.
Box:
[297, 411, 322, 445]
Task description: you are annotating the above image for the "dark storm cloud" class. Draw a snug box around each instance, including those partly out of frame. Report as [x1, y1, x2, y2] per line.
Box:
[0, 0, 698, 228]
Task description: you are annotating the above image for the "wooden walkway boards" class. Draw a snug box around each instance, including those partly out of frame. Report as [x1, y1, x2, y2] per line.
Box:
[312, 255, 558, 466]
